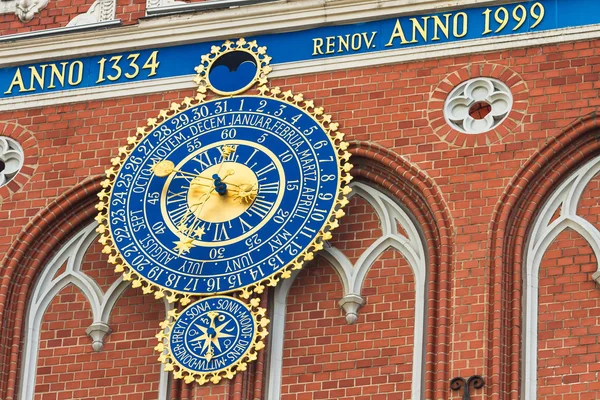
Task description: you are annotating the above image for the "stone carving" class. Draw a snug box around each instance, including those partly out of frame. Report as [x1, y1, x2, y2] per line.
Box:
[67, 0, 116, 27]
[0, 0, 48, 23]
[444, 77, 512, 134]
[15, 0, 48, 21]
[338, 293, 365, 324]
[86, 322, 112, 352]
[0, 137, 24, 187]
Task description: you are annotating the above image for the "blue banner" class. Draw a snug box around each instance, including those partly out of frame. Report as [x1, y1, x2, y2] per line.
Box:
[1, 0, 598, 99]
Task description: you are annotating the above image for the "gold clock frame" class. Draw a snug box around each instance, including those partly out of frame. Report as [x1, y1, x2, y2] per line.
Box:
[194, 38, 272, 97]
[95, 39, 353, 306]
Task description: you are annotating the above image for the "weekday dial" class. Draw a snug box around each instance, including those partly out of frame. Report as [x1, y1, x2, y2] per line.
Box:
[159, 295, 269, 384]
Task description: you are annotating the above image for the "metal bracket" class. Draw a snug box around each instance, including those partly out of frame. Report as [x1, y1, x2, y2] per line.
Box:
[450, 375, 484, 400]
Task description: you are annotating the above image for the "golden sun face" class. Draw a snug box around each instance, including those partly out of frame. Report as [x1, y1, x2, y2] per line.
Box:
[234, 183, 258, 204]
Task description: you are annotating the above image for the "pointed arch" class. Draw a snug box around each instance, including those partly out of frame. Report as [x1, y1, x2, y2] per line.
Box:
[487, 110, 600, 400]
[266, 143, 454, 400]
[349, 141, 454, 399]
[0, 175, 103, 400]
[18, 220, 172, 400]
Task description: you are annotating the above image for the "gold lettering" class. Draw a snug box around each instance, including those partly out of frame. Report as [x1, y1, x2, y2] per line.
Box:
[107, 55, 122, 81]
[48, 62, 67, 89]
[68, 61, 83, 86]
[325, 36, 335, 54]
[385, 19, 410, 46]
[338, 34, 350, 53]
[351, 33, 362, 51]
[142, 51, 160, 76]
[29, 65, 47, 91]
[432, 14, 451, 41]
[453, 12, 468, 38]
[312, 38, 324, 55]
[4, 68, 32, 94]
[362, 32, 376, 49]
[125, 53, 140, 79]
[409, 16, 429, 43]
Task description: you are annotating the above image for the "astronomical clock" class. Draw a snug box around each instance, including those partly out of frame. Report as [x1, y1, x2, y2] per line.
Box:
[95, 38, 352, 384]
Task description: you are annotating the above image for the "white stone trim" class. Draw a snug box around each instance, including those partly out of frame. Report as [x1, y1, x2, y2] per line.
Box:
[523, 155, 600, 400]
[266, 182, 427, 400]
[147, 0, 254, 16]
[0, 0, 523, 61]
[444, 77, 512, 134]
[0, 136, 24, 187]
[0, 20, 122, 44]
[19, 221, 171, 400]
[1, 22, 599, 113]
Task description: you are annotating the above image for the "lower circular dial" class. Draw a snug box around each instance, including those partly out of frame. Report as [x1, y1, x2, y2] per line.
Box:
[157, 296, 269, 385]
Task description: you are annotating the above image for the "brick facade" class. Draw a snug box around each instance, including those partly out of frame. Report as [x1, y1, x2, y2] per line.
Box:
[1, 4, 600, 399]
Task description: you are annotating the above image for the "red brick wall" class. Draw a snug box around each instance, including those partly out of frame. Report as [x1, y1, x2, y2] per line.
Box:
[537, 230, 600, 399]
[537, 175, 600, 399]
[281, 247, 415, 399]
[34, 244, 165, 399]
[0, 0, 94, 36]
[0, 39, 599, 400]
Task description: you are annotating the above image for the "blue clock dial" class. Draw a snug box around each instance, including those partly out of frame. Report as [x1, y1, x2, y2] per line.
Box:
[158, 295, 268, 384]
[105, 95, 348, 297]
[169, 296, 255, 373]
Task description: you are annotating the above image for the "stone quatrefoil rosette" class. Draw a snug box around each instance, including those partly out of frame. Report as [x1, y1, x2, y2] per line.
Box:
[444, 78, 513, 135]
[0, 137, 24, 188]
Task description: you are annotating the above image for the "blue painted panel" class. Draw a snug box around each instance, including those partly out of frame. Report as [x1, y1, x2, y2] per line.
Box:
[0, 0, 597, 99]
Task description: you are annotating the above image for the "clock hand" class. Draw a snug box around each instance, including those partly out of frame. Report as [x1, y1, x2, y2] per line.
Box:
[204, 311, 219, 361]
[192, 173, 240, 186]
[212, 145, 238, 196]
[204, 341, 214, 362]
[152, 159, 243, 189]
[172, 188, 214, 254]
[216, 145, 236, 176]
[209, 311, 218, 329]
[185, 187, 217, 237]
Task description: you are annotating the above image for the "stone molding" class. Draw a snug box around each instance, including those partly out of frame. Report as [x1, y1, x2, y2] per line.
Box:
[146, 0, 184, 12]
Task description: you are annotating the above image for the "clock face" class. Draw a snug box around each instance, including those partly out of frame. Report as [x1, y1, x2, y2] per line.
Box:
[159, 295, 268, 384]
[107, 95, 345, 297]
[167, 296, 257, 376]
